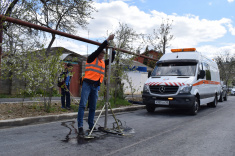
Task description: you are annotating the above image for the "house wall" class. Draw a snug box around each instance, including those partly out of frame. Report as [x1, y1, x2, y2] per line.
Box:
[122, 71, 148, 95]
[135, 57, 145, 64]
[69, 64, 81, 97]
[134, 50, 159, 63]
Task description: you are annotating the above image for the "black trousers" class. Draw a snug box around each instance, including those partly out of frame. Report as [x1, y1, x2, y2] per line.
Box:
[61, 85, 70, 108]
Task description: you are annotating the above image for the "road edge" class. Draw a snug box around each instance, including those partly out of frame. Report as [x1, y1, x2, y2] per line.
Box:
[0, 105, 145, 128]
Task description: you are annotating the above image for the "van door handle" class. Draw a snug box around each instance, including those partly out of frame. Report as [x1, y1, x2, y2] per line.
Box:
[203, 81, 205, 84]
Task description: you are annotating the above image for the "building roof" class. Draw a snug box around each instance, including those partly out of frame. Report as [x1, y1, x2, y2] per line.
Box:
[49, 47, 87, 63]
[131, 60, 153, 72]
[120, 59, 153, 72]
[140, 49, 160, 55]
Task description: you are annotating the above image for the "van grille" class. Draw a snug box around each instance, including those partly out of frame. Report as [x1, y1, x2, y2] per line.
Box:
[149, 85, 179, 94]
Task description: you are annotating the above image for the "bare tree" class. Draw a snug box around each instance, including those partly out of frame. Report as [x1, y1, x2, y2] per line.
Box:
[147, 19, 174, 54]
[1, 0, 95, 53]
[27, 0, 95, 55]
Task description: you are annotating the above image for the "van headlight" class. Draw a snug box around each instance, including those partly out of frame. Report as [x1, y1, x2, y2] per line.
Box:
[179, 85, 192, 93]
[143, 84, 150, 93]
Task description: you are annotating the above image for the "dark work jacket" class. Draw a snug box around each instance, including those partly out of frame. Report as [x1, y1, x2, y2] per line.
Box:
[83, 40, 116, 86]
[60, 68, 72, 87]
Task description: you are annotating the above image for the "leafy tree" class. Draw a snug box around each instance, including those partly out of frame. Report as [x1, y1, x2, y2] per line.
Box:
[214, 50, 235, 87]
[1, 0, 33, 85]
[110, 23, 141, 101]
[1, 0, 43, 94]
[1, 0, 93, 111]
[1, 46, 65, 111]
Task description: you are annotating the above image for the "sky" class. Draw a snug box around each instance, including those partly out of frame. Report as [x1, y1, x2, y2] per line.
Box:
[52, 0, 235, 59]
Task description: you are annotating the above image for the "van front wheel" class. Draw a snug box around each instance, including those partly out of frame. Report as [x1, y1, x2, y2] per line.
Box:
[146, 104, 155, 113]
[189, 97, 199, 115]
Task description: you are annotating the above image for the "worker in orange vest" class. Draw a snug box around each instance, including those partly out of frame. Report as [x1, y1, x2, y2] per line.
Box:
[77, 34, 116, 135]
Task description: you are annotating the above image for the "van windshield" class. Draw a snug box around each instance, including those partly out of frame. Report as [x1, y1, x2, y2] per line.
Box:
[151, 62, 197, 76]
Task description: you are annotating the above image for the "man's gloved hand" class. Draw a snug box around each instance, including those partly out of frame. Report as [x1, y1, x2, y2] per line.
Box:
[107, 34, 115, 41]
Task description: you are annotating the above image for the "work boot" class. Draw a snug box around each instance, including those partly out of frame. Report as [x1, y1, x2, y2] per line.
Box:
[78, 127, 84, 135]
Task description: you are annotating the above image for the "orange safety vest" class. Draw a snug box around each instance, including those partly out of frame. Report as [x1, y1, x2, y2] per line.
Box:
[84, 58, 105, 83]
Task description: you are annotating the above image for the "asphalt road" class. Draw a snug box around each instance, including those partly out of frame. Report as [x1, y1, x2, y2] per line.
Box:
[0, 96, 235, 156]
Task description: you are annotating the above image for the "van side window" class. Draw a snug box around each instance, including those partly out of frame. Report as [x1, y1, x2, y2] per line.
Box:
[199, 63, 203, 71]
[203, 63, 211, 80]
[198, 63, 205, 79]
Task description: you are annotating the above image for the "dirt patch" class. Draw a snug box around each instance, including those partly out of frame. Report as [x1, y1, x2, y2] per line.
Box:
[0, 102, 76, 120]
[0, 97, 143, 120]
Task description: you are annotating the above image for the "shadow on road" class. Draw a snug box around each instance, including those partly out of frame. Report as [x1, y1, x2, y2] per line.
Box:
[61, 120, 135, 145]
[137, 105, 216, 117]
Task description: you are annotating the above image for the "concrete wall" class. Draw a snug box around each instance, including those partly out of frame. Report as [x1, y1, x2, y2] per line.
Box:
[122, 71, 148, 95]
[0, 78, 10, 94]
[0, 74, 26, 95]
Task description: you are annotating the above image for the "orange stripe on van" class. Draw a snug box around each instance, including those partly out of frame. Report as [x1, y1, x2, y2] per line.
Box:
[193, 80, 220, 86]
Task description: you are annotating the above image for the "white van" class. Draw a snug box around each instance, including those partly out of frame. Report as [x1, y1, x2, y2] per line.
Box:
[142, 48, 221, 115]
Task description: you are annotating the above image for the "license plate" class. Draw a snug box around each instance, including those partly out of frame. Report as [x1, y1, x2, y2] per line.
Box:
[155, 100, 169, 105]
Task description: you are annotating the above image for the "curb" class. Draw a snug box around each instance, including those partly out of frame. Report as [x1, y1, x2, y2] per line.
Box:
[0, 105, 145, 128]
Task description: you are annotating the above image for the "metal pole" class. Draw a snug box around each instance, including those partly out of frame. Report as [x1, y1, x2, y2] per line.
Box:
[0, 15, 158, 61]
[104, 47, 113, 128]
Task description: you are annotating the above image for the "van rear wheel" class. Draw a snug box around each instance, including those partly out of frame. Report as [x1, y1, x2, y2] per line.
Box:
[189, 97, 199, 115]
[224, 93, 227, 101]
[146, 104, 155, 113]
[219, 93, 223, 102]
[210, 94, 218, 107]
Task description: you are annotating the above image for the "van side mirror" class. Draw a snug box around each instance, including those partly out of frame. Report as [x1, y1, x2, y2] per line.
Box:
[148, 71, 151, 78]
[198, 70, 205, 79]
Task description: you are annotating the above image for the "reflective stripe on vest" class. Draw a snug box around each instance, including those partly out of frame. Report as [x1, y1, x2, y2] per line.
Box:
[84, 58, 105, 83]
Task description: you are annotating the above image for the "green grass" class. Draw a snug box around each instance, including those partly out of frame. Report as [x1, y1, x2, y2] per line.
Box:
[8, 110, 13, 113]
[2, 97, 132, 116]
[70, 104, 79, 111]
[0, 94, 23, 98]
[96, 97, 131, 110]
[0, 91, 61, 99]
[69, 97, 131, 111]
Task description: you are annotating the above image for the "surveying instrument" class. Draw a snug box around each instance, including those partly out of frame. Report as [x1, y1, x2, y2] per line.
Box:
[72, 45, 123, 139]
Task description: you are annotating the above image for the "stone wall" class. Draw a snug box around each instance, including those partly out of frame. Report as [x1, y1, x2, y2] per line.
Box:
[0, 74, 26, 95]
[0, 78, 10, 94]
